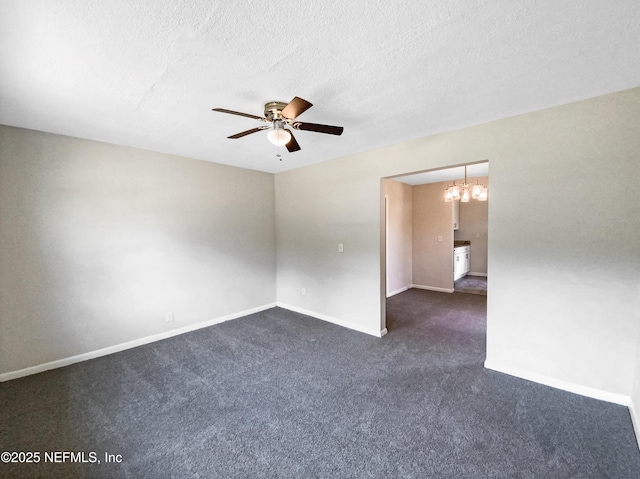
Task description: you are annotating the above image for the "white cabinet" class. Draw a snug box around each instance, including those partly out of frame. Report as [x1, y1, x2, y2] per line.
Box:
[454, 253, 463, 279]
[453, 246, 470, 281]
[452, 200, 460, 230]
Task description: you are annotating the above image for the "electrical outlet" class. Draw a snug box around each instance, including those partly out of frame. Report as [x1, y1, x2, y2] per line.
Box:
[165, 311, 174, 322]
[338, 243, 344, 253]
[301, 288, 306, 296]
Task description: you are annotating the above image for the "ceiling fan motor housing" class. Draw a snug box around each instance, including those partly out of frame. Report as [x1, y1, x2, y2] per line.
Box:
[264, 101, 288, 121]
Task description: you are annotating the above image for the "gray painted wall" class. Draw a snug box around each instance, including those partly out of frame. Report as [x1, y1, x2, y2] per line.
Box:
[0, 125, 276, 374]
[275, 87, 640, 399]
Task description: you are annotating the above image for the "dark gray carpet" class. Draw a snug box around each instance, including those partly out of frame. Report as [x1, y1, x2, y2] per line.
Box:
[1, 289, 639, 478]
[454, 275, 487, 295]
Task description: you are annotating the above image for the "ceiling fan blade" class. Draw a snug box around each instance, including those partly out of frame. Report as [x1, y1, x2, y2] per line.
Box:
[281, 97, 313, 119]
[285, 131, 301, 152]
[227, 126, 270, 139]
[212, 108, 265, 121]
[293, 122, 343, 136]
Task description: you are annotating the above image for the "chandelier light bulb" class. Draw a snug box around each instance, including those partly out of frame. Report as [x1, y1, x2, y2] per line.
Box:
[461, 187, 470, 202]
[445, 189, 453, 202]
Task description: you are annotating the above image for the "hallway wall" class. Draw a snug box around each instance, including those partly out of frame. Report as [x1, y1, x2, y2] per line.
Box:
[412, 180, 455, 291]
[382, 179, 413, 296]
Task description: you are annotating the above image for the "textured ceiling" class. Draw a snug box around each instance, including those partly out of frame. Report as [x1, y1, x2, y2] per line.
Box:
[1, 1, 639, 174]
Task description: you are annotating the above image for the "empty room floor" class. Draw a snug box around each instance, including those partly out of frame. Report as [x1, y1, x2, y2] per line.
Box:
[454, 275, 487, 295]
[1, 290, 639, 478]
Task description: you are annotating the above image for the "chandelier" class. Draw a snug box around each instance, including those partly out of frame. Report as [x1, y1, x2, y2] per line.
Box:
[444, 166, 487, 202]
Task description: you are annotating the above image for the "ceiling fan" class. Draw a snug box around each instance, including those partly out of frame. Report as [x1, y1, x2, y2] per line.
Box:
[212, 96, 343, 152]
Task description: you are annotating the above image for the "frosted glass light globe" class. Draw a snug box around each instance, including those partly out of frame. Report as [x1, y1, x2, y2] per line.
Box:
[268, 128, 292, 146]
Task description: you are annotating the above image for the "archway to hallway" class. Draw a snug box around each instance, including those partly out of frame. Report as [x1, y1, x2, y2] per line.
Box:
[380, 161, 489, 334]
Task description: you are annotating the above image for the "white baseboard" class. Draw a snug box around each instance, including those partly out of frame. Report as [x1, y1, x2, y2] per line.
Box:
[467, 272, 487, 277]
[0, 302, 277, 382]
[630, 399, 640, 451]
[277, 302, 386, 338]
[387, 286, 410, 297]
[411, 284, 454, 294]
[484, 360, 631, 406]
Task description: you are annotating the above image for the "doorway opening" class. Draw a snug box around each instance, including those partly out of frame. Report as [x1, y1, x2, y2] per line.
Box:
[380, 161, 489, 332]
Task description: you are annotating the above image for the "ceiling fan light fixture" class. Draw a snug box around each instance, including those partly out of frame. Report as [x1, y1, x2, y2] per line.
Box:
[267, 120, 292, 146]
[213, 96, 343, 153]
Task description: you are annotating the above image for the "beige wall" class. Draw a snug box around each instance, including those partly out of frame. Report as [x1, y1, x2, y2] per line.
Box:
[275, 87, 640, 401]
[412, 181, 454, 291]
[275, 160, 383, 335]
[383, 179, 412, 296]
[0, 125, 276, 374]
[633, 320, 640, 447]
[454, 175, 489, 275]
